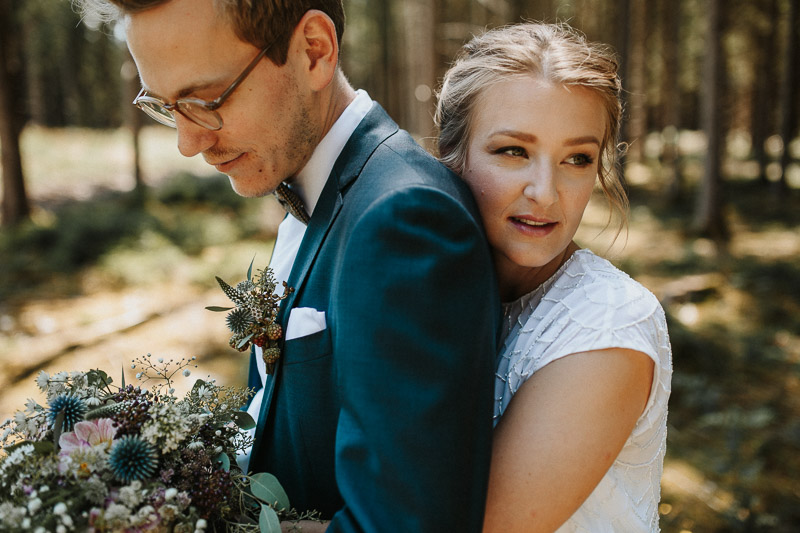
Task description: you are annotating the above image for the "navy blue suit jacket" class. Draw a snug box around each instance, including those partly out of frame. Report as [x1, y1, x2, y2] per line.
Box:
[247, 103, 499, 532]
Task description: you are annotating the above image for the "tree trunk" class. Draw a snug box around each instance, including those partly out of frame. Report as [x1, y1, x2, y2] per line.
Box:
[776, 0, 799, 196]
[475, 0, 511, 21]
[397, 0, 438, 147]
[692, 0, 728, 242]
[122, 51, 145, 192]
[380, 0, 405, 127]
[660, 0, 683, 202]
[376, 0, 393, 115]
[0, 0, 30, 227]
[22, 8, 45, 125]
[751, 0, 778, 185]
[615, 0, 630, 171]
[624, 0, 648, 163]
[511, 0, 552, 22]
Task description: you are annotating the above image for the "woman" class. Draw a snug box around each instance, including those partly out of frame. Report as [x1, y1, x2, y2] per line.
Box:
[436, 23, 672, 532]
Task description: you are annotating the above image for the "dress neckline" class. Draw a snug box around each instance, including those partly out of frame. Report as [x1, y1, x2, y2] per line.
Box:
[501, 248, 593, 311]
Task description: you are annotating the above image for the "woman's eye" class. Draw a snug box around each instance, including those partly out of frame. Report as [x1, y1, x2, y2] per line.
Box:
[566, 153, 594, 166]
[497, 146, 527, 157]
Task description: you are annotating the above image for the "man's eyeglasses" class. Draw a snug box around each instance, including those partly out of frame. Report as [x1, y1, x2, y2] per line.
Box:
[133, 45, 271, 131]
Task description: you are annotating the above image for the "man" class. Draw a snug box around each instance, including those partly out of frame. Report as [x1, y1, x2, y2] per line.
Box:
[77, 1, 499, 531]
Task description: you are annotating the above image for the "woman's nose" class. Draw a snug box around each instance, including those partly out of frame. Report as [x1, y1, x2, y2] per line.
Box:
[522, 161, 558, 206]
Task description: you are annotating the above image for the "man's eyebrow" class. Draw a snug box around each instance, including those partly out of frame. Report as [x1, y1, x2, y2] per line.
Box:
[140, 80, 219, 102]
[175, 81, 218, 100]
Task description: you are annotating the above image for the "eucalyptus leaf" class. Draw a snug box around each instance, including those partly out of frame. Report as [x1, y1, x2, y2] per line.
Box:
[231, 411, 256, 430]
[86, 369, 112, 389]
[52, 410, 65, 447]
[237, 333, 255, 349]
[247, 256, 256, 282]
[215, 452, 231, 472]
[258, 504, 281, 533]
[33, 441, 56, 454]
[250, 472, 290, 511]
[191, 379, 208, 395]
[206, 306, 234, 312]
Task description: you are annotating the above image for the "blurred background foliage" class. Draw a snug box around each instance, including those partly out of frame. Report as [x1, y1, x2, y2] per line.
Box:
[0, 0, 799, 531]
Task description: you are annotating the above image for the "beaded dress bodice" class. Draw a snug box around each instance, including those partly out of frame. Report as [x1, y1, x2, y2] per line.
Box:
[494, 249, 672, 532]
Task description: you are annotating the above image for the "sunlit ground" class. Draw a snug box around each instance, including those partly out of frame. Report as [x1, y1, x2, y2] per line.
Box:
[1, 126, 799, 531]
[19, 125, 215, 202]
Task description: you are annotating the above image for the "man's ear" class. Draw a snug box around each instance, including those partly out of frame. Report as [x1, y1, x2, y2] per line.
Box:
[292, 9, 339, 91]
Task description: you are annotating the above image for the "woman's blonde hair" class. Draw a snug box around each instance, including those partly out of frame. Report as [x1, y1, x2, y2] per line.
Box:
[435, 22, 628, 231]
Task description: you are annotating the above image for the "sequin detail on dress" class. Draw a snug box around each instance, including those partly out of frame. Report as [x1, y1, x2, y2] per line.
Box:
[494, 249, 673, 532]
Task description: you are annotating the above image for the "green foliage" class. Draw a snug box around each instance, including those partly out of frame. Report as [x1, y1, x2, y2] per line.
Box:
[0, 193, 156, 300]
[259, 504, 281, 533]
[250, 472, 291, 513]
[155, 172, 247, 210]
[0, 173, 267, 301]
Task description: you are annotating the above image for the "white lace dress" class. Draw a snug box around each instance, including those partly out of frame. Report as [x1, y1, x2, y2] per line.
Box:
[494, 249, 672, 532]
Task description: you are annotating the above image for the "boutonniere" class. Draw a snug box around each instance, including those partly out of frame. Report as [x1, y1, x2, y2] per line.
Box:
[207, 261, 294, 374]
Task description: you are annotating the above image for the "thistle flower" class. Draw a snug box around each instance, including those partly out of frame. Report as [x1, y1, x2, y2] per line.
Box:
[210, 267, 292, 361]
[108, 436, 158, 483]
[225, 307, 254, 334]
[48, 394, 87, 432]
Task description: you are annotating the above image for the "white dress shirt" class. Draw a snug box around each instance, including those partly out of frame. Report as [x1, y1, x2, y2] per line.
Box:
[237, 89, 372, 472]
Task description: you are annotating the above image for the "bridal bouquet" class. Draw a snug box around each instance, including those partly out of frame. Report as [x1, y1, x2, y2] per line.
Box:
[0, 355, 293, 532]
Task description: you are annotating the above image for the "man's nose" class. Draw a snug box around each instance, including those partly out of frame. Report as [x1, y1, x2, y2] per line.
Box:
[176, 114, 216, 158]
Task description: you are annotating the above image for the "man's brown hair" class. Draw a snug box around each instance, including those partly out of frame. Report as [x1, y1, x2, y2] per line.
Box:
[75, 0, 345, 65]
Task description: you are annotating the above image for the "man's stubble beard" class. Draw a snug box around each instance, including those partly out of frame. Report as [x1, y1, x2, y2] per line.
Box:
[227, 96, 320, 199]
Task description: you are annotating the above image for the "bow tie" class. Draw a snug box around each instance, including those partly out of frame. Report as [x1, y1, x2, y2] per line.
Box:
[274, 182, 310, 225]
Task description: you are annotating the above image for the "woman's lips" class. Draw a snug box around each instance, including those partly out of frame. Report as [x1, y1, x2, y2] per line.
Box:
[510, 216, 557, 235]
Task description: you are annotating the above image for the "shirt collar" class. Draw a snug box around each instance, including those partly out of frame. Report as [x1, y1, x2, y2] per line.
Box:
[290, 89, 372, 215]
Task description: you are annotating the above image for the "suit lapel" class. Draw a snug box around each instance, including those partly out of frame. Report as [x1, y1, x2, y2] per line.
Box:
[252, 103, 400, 453]
[279, 103, 398, 314]
[251, 175, 342, 451]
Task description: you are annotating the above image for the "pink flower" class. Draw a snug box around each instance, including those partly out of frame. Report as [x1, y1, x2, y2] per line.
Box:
[59, 418, 116, 453]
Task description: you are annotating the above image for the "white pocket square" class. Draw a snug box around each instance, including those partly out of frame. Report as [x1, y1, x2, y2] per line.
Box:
[285, 307, 327, 341]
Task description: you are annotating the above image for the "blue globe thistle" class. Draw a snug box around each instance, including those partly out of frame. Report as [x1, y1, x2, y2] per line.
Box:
[48, 394, 87, 431]
[225, 307, 254, 334]
[108, 435, 158, 483]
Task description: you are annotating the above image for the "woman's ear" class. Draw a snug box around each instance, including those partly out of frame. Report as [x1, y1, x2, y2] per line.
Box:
[292, 9, 339, 91]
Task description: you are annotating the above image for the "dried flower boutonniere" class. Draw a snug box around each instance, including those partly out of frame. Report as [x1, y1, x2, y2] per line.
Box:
[207, 261, 293, 374]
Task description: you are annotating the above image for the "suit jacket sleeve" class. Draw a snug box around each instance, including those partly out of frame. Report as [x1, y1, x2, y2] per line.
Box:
[327, 185, 498, 532]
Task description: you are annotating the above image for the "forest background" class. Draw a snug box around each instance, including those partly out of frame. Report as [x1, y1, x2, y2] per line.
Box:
[1, 0, 799, 531]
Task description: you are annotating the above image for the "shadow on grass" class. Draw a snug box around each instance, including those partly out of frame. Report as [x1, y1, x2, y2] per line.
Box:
[619, 179, 800, 531]
[663, 254, 800, 531]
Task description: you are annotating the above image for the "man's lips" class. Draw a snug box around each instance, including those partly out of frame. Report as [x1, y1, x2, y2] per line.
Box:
[208, 153, 245, 172]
